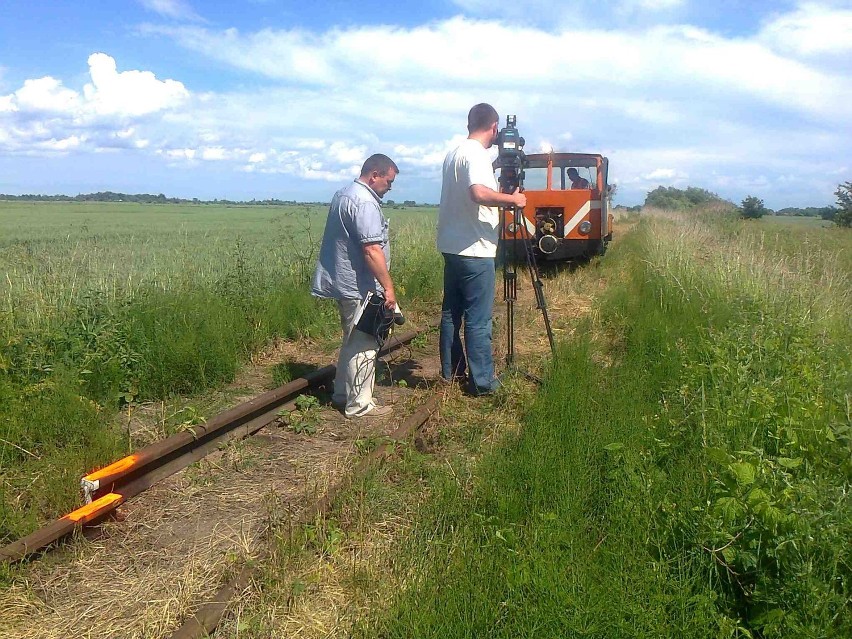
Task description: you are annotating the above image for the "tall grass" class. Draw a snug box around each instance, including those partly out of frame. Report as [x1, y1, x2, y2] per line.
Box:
[0, 202, 441, 541]
[358, 210, 850, 638]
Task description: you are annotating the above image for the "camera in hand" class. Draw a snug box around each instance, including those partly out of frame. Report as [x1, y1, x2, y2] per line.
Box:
[354, 291, 405, 343]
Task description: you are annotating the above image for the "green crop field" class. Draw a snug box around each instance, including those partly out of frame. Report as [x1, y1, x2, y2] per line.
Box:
[760, 215, 834, 229]
[0, 201, 441, 540]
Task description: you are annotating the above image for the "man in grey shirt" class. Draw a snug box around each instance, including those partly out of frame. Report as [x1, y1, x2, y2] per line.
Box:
[311, 154, 399, 418]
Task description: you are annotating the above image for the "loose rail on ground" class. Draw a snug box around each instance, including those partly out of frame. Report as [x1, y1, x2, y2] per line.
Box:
[0, 328, 427, 564]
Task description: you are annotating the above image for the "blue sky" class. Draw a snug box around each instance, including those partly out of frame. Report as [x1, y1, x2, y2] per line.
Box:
[1, 0, 850, 207]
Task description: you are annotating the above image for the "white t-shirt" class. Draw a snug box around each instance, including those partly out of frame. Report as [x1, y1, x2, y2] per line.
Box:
[436, 138, 500, 257]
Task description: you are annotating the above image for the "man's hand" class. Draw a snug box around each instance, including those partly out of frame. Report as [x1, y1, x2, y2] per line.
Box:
[380, 286, 396, 310]
[362, 242, 396, 310]
[510, 188, 527, 209]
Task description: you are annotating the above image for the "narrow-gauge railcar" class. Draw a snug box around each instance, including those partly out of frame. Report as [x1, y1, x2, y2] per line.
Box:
[500, 152, 613, 261]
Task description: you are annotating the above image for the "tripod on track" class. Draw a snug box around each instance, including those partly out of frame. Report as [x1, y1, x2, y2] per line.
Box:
[495, 116, 556, 374]
[501, 205, 556, 368]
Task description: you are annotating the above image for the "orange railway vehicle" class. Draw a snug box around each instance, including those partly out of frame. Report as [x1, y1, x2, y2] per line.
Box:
[500, 152, 614, 261]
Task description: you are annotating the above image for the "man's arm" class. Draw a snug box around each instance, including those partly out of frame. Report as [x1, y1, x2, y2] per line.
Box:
[362, 242, 396, 309]
[470, 185, 527, 209]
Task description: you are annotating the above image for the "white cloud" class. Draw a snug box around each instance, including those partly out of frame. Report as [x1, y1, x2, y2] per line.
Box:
[621, 0, 684, 11]
[83, 53, 188, 117]
[137, 0, 202, 22]
[327, 141, 367, 165]
[392, 137, 467, 170]
[160, 148, 196, 160]
[147, 16, 852, 124]
[40, 135, 84, 151]
[14, 77, 80, 113]
[759, 2, 852, 57]
[0, 54, 189, 155]
[449, 0, 686, 26]
[200, 146, 227, 161]
[643, 168, 682, 180]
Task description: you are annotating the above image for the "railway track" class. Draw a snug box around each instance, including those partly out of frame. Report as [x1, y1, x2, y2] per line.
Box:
[171, 391, 443, 639]
[0, 327, 429, 565]
[1, 294, 571, 637]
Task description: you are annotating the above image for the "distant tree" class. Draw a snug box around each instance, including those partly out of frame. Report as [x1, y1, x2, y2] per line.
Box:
[834, 181, 852, 228]
[386, 199, 396, 206]
[644, 185, 729, 210]
[740, 195, 767, 219]
[403, 200, 416, 207]
[820, 206, 837, 221]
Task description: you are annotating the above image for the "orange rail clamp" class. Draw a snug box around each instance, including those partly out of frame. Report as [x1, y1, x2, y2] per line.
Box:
[1, 492, 126, 563]
[63, 492, 125, 524]
[81, 455, 140, 502]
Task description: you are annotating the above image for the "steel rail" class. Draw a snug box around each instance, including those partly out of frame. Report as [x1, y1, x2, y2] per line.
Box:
[0, 328, 426, 564]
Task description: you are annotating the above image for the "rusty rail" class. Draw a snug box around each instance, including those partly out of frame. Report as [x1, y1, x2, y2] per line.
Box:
[0, 328, 426, 564]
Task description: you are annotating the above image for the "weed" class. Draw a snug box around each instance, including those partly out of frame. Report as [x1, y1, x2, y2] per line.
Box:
[280, 394, 321, 435]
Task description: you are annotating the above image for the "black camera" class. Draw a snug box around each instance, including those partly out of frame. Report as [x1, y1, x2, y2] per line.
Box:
[495, 115, 526, 195]
[354, 291, 405, 344]
[496, 115, 524, 161]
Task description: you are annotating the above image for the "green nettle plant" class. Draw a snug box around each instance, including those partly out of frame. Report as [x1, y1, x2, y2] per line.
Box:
[281, 394, 321, 435]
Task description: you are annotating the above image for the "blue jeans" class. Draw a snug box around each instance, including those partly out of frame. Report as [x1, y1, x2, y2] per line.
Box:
[440, 253, 497, 395]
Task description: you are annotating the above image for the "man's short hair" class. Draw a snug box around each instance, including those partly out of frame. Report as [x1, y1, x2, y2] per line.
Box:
[567, 168, 579, 176]
[361, 154, 399, 177]
[467, 103, 499, 133]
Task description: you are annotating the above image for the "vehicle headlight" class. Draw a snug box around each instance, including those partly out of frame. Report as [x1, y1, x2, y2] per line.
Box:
[578, 221, 592, 235]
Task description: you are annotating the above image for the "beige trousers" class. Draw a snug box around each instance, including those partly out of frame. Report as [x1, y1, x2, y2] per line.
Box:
[332, 298, 379, 417]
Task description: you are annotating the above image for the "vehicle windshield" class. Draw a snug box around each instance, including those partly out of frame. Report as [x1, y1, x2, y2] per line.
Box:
[560, 165, 596, 190]
[521, 165, 597, 190]
[523, 167, 550, 190]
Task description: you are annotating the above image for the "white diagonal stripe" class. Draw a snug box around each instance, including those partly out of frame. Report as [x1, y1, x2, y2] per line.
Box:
[564, 201, 591, 236]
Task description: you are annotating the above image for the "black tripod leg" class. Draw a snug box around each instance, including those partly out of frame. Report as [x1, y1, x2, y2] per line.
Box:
[520, 219, 556, 357]
[502, 215, 517, 368]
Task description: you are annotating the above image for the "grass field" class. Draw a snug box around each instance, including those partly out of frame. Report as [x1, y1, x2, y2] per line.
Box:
[206, 209, 849, 638]
[760, 215, 834, 229]
[2, 201, 849, 637]
[323, 209, 849, 639]
[0, 201, 441, 540]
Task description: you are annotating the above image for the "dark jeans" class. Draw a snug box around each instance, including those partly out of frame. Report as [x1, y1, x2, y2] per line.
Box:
[439, 253, 497, 395]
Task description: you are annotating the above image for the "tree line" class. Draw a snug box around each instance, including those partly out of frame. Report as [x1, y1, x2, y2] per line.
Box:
[642, 184, 851, 228]
[0, 191, 303, 206]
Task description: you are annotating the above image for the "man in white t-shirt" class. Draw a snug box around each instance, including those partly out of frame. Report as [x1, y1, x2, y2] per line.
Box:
[436, 103, 526, 396]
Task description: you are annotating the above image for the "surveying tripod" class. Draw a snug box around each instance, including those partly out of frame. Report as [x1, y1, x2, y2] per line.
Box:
[498, 177, 556, 370]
